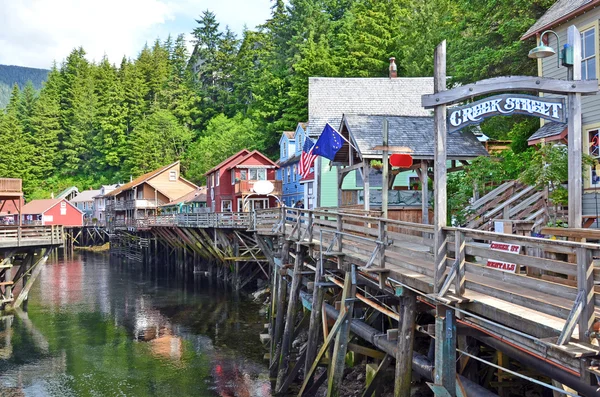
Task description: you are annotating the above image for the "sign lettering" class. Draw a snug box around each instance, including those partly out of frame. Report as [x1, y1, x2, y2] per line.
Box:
[447, 94, 566, 133]
[486, 241, 521, 273]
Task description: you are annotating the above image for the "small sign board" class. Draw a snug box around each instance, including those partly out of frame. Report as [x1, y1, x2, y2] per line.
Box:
[447, 94, 566, 133]
[486, 241, 521, 273]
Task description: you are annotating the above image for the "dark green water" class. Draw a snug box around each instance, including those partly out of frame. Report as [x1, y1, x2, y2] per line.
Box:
[0, 253, 272, 396]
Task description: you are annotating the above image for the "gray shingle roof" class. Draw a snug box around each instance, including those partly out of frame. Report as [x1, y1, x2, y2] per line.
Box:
[308, 77, 434, 138]
[343, 114, 489, 160]
[522, 0, 595, 39]
[527, 121, 567, 142]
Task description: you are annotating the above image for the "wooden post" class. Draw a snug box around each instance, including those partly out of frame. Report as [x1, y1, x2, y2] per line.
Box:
[382, 119, 389, 219]
[304, 257, 326, 383]
[421, 160, 429, 225]
[577, 247, 594, 342]
[454, 229, 465, 296]
[276, 244, 304, 390]
[363, 162, 370, 211]
[567, 25, 583, 228]
[394, 290, 416, 397]
[327, 265, 356, 397]
[337, 165, 344, 208]
[433, 40, 448, 294]
[433, 305, 456, 396]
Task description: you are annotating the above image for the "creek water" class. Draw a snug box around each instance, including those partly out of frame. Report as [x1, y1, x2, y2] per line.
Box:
[0, 252, 272, 397]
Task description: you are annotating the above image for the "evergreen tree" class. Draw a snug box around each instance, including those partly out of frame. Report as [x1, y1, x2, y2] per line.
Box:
[18, 80, 38, 137]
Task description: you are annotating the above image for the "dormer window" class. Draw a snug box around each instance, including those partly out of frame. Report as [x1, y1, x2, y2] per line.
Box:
[282, 142, 287, 158]
[169, 170, 177, 181]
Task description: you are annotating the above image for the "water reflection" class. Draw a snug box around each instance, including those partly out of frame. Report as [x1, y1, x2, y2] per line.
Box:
[0, 253, 271, 397]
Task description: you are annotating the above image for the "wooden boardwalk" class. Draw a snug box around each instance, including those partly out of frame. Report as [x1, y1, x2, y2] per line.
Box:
[138, 208, 600, 376]
[0, 226, 63, 249]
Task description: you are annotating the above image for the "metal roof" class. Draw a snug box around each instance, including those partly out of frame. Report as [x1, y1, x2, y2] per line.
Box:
[341, 114, 489, 160]
[308, 77, 434, 138]
[527, 121, 568, 142]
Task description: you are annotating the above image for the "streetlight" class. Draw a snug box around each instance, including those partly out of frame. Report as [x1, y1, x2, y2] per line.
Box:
[528, 26, 582, 228]
[528, 29, 574, 69]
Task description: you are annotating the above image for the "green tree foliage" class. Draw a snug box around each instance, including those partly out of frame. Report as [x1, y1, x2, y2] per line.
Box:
[184, 113, 263, 183]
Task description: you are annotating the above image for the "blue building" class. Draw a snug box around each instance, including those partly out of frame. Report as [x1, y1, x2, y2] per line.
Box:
[277, 122, 307, 207]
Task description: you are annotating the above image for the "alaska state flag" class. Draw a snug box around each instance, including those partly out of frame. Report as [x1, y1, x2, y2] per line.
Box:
[313, 123, 343, 161]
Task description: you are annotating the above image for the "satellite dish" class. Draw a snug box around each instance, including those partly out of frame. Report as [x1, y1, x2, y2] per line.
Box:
[252, 180, 275, 195]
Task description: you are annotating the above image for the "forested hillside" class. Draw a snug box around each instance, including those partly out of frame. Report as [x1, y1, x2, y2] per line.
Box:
[0, 65, 49, 108]
[0, 0, 553, 199]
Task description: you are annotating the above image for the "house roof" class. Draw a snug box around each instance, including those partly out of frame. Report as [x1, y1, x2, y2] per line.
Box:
[300, 172, 314, 182]
[106, 162, 179, 197]
[522, 0, 598, 40]
[308, 77, 434, 137]
[161, 187, 207, 207]
[71, 189, 101, 203]
[298, 122, 307, 129]
[226, 150, 279, 170]
[341, 114, 488, 160]
[21, 199, 83, 215]
[283, 131, 296, 139]
[205, 149, 250, 175]
[527, 121, 568, 144]
[279, 153, 301, 166]
[56, 186, 79, 199]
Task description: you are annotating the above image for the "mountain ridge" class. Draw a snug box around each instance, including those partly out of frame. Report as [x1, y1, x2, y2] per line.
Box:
[0, 64, 50, 108]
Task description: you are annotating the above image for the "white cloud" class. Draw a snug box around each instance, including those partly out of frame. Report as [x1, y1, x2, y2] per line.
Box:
[0, 0, 272, 69]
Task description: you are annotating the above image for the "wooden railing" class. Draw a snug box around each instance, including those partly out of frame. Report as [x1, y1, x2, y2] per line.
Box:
[114, 213, 253, 230]
[0, 178, 22, 194]
[0, 226, 63, 248]
[252, 207, 600, 347]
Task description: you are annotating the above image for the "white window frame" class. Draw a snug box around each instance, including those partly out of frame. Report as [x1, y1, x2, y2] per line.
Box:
[221, 200, 232, 212]
[588, 127, 600, 187]
[581, 26, 597, 80]
[232, 169, 236, 185]
[216, 170, 220, 186]
[169, 170, 177, 181]
[249, 168, 266, 181]
[282, 141, 287, 158]
[211, 173, 214, 187]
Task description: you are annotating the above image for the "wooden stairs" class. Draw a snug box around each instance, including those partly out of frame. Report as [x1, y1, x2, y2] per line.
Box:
[464, 181, 548, 231]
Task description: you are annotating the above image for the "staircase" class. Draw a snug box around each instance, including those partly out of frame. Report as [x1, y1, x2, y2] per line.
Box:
[464, 181, 548, 231]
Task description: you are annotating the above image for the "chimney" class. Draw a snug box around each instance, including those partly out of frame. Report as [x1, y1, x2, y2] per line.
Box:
[389, 57, 397, 78]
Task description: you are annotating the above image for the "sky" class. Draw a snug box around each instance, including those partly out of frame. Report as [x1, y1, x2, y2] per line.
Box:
[0, 0, 273, 69]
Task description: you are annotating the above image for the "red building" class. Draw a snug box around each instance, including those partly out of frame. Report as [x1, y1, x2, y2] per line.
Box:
[21, 198, 84, 226]
[205, 150, 282, 212]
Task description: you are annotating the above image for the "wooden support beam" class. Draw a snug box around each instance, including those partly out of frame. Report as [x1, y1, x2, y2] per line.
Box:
[421, 160, 429, 226]
[432, 305, 456, 397]
[567, 25, 583, 229]
[327, 266, 356, 397]
[394, 290, 416, 397]
[305, 257, 326, 382]
[276, 244, 304, 390]
[363, 354, 393, 397]
[13, 248, 51, 309]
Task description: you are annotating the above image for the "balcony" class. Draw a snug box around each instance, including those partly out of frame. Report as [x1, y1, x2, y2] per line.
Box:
[106, 200, 126, 211]
[0, 178, 22, 196]
[235, 180, 282, 196]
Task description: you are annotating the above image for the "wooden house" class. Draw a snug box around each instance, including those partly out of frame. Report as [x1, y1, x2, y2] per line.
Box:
[105, 161, 198, 229]
[523, 0, 600, 225]
[70, 189, 101, 222]
[21, 198, 83, 226]
[92, 184, 120, 225]
[333, 114, 488, 223]
[307, 60, 434, 209]
[277, 122, 308, 207]
[160, 187, 208, 214]
[205, 150, 281, 212]
[0, 178, 23, 225]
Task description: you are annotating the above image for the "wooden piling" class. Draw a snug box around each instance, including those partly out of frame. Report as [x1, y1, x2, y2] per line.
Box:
[304, 257, 325, 383]
[394, 290, 417, 397]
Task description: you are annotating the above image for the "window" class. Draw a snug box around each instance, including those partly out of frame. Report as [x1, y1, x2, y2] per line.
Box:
[249, 168, 266, 180]
[211, 173, 214, 187]
[297, 133, 303, 153]
[582, 28, 597, 80]
[287, 167, 291, 183]
[169, 170, 177, 181]
[293, 164, 297, 181]
[216, 170, 220, 186]
[589, 129, 600, 186]
[137, 190, 143, 199]
[240, 170, 247, 181]
[221, 200, 232, 212]
[282, 142, 287, 158]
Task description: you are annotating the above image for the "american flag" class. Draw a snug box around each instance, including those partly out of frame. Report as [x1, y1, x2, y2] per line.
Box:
[299, 137, 317, 179]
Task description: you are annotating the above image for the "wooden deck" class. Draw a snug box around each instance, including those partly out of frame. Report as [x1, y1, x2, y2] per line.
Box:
[0, 226, 64, 249]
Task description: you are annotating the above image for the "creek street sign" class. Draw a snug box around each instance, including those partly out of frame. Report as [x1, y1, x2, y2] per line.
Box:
[447, 93, 566, 133]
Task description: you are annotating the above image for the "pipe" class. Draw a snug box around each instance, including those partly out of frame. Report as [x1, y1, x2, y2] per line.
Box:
[300, 290, 498, 397]
[465, 330, 600, 397]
